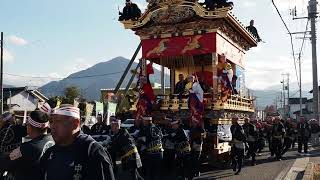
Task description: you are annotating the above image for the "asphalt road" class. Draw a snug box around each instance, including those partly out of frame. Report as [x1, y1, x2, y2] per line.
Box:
[116, 146, 320, 180]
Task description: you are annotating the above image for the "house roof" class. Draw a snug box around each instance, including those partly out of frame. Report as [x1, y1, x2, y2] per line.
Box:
[3, 87, 27, 100]
[28, 90, 49, 101]
[288, 98, 308, 105]
[3, 87, 48, 102]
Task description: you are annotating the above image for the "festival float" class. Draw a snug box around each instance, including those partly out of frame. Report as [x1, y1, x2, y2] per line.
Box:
[115, 0, 258, 165]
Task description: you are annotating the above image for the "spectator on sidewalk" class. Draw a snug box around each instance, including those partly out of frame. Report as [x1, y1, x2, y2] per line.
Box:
[297, 117, 311, 154]
[309, 119, 320, 147]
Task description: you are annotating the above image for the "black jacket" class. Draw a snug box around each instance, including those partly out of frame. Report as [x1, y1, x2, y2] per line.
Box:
[0, 134, 54, 180]
[297, 122, 311, 138]
[119, 3, 141, 21]
[272, 122, 286, 138]
[231, 124, 246, 142]
[40, 133, 115, 180]
[110, 129, 142, 170]
[170, 127, 191, 154]
[175, 80, 185, 94]
[189, 127, 205, 151]
[137, 124, 163, 154]
[0, 123, 27, 154]
[91, 123, 110, 135]
[242, 122, 257, 142]
[247, 25, 261, 41]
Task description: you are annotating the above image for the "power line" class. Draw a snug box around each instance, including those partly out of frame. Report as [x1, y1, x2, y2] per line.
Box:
[298, 20, 310, 60]
[272, 0, 300, 88]
[4, 71, 124, 80]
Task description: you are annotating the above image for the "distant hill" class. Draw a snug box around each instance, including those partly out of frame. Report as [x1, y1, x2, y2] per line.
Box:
[39, 57, 169, 101]
[252, 83, 312, 107]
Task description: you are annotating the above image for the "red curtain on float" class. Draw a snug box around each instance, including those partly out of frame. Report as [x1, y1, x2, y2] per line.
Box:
[142, 33, 217, 59]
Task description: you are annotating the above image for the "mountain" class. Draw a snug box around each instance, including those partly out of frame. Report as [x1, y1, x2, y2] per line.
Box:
[252, 82, 313, 109]
[252, 90, 312, 109]
[40, 57, 169, 101]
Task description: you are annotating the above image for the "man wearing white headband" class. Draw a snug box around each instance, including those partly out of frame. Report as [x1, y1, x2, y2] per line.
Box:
[40, 104, 115, 180]
[230, 116, 246, 175]
[0, 110, 54, 180]
[169, 117, 192, 179]
[137, 116, 163, 180]
[109, 117, 143, 180]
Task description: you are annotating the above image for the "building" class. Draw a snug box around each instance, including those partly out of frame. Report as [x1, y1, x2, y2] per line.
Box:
[4, 87, 48, 116]
[288, 98, 309, 120]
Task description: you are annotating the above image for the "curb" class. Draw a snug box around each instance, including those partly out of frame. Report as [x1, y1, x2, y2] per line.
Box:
[302, 163, 314, 180]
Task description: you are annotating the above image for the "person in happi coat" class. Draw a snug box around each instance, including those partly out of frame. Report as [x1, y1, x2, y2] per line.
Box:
[0, 110, 54, 180]
[109, 117, 143, 180]
[169, 118, 192, 180]
[297, 116, 311, 154]
[271, 117, 286, 160]
[40, 104, 115, 180]
[230, 116, 246, 175]
[0, 112, 27, 155]
[137, 116, 163, 180]
[242, 117, 258, 166]
[189, 117, 205, 177]
[247, 20, 262, 42]
[91, 113, 110, 135]
[282, 118, 295, 155]
[161, 118, 176, 175]
[119, 0, 141, 21]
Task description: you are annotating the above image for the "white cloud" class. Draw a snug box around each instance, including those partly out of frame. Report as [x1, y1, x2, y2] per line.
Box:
[62, 58, 94, 76]
[8, 35, 28, 46]
[242, 1, 257, 8]
[48, 73, 62, 78]
[3, 49, 14, 62]
[4, 74, 50, 87]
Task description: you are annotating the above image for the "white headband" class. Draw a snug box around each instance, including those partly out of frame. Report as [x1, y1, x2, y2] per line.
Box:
[52, 107, 80, 119]
[27, 117, 49, 129]
[143, 117, 152, 121]
[111, 120, 121, 124]
[170, 120, 179, 125]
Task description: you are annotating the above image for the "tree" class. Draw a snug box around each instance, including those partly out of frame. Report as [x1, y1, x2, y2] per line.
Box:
[64, 86, 80, 104]
[47, 96, 62, 108]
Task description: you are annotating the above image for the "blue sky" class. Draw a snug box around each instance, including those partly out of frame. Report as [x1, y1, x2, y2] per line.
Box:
[1, 0, 319, 91]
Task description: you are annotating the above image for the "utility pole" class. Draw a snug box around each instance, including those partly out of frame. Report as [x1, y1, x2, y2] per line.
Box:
[0, 32, 3, 114]
[308, 0, 319, 120]
[287, 73, 290, 118]
[298, 54, 303, 117]
[281, 76, 286, 118]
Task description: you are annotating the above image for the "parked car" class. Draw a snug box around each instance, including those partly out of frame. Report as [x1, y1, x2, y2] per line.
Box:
[121, 119, 135, 129]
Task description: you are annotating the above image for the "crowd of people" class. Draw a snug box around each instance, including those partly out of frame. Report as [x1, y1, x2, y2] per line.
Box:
[0, 103, 207, 180]
[229, 115, 320, 175]
[0, 105, 115, 180]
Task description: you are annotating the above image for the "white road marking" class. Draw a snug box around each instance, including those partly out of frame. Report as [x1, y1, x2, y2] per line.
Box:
[275, 157, 310, 180]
